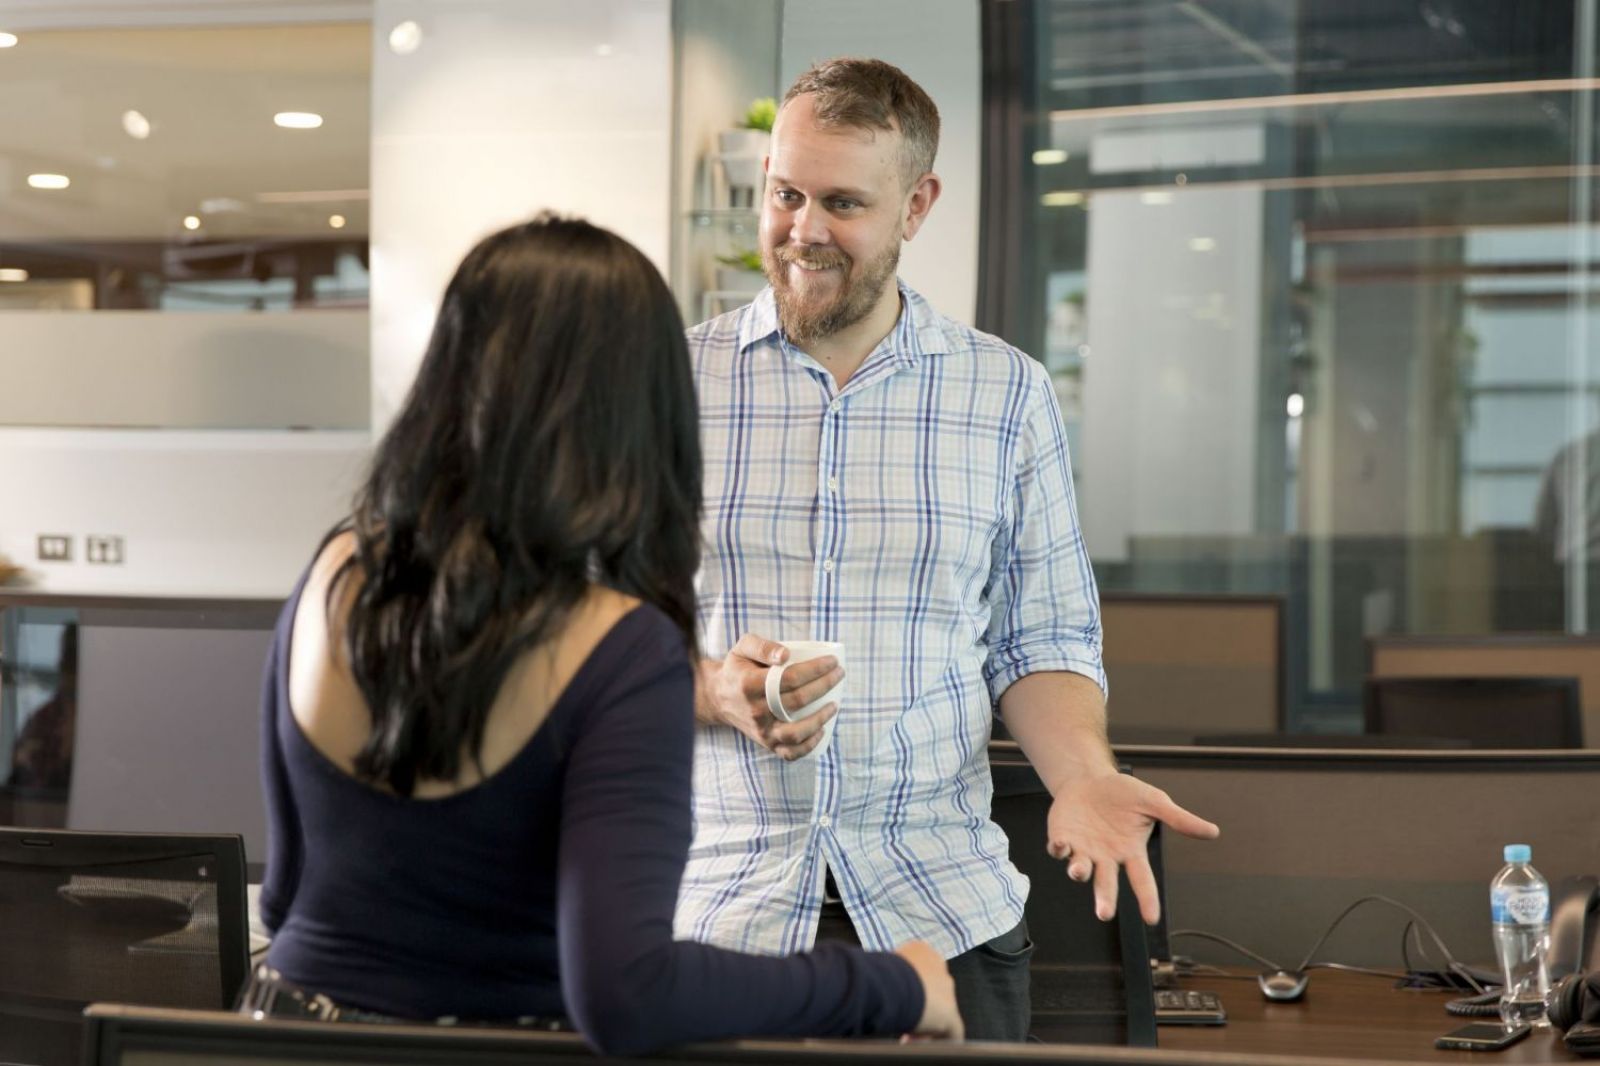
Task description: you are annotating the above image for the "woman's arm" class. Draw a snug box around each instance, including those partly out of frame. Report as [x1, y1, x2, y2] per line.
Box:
[554, 614, 924, 1056]
[257, 620, 304, 934]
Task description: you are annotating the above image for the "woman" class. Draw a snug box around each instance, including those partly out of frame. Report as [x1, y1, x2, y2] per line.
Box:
[251, 215, 961, 1055]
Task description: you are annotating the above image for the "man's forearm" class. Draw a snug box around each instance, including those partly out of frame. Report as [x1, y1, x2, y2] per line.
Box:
[998, 671, 1117, 796]
[694, 657, 723, 725]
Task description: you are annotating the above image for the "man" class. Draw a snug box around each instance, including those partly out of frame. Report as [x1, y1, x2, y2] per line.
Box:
[679, 57, 1219, 1041]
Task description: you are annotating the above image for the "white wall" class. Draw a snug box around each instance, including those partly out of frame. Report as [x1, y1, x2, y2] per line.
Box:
[779, 0, 981, 326]
[0, 311, 368, 429]
[369, 0, 675, 431]
[0, 429, 365, 596]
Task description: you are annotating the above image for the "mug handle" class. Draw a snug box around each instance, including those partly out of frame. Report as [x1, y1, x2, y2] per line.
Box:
[764, 661, 795, 722]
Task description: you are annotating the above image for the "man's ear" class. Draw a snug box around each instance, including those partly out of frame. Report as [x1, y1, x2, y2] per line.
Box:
[903, 172, 942, 241]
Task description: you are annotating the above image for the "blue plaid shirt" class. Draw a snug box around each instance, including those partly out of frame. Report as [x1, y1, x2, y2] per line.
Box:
[676, 282, 1104, 959]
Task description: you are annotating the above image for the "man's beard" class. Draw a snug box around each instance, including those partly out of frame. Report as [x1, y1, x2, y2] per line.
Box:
[764, 241, 899, 346]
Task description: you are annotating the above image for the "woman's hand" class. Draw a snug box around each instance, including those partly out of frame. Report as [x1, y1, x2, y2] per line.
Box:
[893, 940, 964, 1040]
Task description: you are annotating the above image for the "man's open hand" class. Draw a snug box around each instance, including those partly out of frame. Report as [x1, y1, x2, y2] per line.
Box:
[1045, 773, 1219, 924]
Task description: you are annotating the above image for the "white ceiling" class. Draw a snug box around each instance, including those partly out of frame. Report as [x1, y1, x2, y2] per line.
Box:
[0, 18, 371, 240]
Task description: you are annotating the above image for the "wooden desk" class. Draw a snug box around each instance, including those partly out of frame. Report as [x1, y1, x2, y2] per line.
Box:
[1157, 970, 1579, 1063]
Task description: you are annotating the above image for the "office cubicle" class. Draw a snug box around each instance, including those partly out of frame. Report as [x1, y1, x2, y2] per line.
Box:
[0, 592, 281, 871]
[1369, 633, 1600, 750]
[1104, 742, 1600, 973]
[1099, 594, 1285, 743]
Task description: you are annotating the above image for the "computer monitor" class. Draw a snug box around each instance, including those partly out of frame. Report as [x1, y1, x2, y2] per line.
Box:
[1363, 675, 1583, 749]
[1, 596, 281, 874]
[0, 827, 248, 1066]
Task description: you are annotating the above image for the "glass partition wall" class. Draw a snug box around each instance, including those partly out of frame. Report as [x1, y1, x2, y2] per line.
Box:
[0, 20, 372, 430]
[981, 0, 1600, 735]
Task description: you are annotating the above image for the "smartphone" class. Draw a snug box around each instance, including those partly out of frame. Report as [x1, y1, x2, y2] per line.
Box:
[1434, 1022, 1531, 1051]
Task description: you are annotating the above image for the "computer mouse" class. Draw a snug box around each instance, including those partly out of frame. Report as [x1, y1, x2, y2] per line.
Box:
[1258, 968, 1309, 1002]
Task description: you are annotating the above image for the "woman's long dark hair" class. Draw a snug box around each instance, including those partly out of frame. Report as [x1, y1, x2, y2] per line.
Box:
[333, 214, 702, 796]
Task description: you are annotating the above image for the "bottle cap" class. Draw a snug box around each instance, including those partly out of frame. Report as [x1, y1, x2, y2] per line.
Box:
[1504, 844, 1531, 863]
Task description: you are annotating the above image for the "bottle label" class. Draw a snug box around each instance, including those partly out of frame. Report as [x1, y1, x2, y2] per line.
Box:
[1492, 886, 1549, 924]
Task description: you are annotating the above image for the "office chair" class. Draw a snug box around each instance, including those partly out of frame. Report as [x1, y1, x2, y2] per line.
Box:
[990, 752, 1159, 1047]
[1362, 676, 1583, 749]
[0, 827, 248, 1066]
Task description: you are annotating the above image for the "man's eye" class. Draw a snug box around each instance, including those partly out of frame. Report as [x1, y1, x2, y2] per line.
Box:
[775, 189, 800, 204]
[830, 199, 860, 211]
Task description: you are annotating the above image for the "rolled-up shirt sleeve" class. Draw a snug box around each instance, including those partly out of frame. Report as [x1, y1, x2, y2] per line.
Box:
[982, 361, 1106, 704]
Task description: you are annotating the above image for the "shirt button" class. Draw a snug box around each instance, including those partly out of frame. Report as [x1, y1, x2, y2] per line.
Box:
[826, 476, 838, 492]
[818, 814, 832, 828]
[829, 399, 842, 413]
[822, 559, 834, 573]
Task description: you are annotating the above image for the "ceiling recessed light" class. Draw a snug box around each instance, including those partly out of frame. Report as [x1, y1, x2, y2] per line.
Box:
[274, 111, 323, 130]
[0, 268, 29, 282]
[328, 214, 347, 229]
[388, 20, 422, 55]
[1140, 190, 1174, 206]
[27, 173, 69, 190]
[122, 109, 151, 140]
[1040, 191, 1084, 207]
[1032, 149, 1069, 165]
[0, 32, 18, 48]
[1286, 393, 1305, 419]
[1188, 236, 1217, 252]
[183, 215, 201, 231]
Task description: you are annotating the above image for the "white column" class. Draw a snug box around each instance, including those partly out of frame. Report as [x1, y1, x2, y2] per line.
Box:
[370, 0, 674, 432]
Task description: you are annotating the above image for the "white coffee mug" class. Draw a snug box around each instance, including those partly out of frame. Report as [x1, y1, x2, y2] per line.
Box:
[764, 640, 845, 759]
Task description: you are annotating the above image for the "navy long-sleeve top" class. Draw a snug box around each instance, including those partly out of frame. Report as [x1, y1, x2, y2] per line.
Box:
[259, 574, 923, 1055]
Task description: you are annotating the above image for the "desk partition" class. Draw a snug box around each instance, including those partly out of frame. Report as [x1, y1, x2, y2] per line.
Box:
[82, 1003, 1378, 1066]
[1100, 594, 1284, 742]
[1368, 634, 1600, 749]
[1103, 744, 1600, 973]
[0, 592, 281, 871]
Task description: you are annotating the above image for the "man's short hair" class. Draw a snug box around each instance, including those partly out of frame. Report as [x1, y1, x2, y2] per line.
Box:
[781, 57, 940, 187]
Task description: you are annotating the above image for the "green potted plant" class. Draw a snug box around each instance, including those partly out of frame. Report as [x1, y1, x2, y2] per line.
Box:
[719, 97, 776, 207]
[715, 248, 766, 293]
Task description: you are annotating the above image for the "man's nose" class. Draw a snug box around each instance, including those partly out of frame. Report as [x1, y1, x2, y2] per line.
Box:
[792, 201, 830, 245]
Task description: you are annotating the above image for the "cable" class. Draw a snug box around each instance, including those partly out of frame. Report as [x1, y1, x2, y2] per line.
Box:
[1175, 896, 1487, 996]
[1180, 962, 1269, 981]
[1169, 929, 1285, 971]
[1400, 920, 1418, 973]
[1305, 961, 1412, 980]
[1294, 895, 1487, 995]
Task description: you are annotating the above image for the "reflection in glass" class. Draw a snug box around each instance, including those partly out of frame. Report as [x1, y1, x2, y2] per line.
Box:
[0, 23, 370, 312]
[989, 1, 1599, 738]
[1, 609, 78, 827]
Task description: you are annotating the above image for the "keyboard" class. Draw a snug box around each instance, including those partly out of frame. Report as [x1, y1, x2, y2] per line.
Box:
[1155, 989, 1227, 1026]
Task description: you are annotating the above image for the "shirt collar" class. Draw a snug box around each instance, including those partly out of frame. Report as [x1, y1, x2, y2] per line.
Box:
[735, 279, 961, 366]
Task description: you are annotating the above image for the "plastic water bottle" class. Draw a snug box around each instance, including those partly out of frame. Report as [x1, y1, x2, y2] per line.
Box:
[1491, 844, 1551, 1028]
